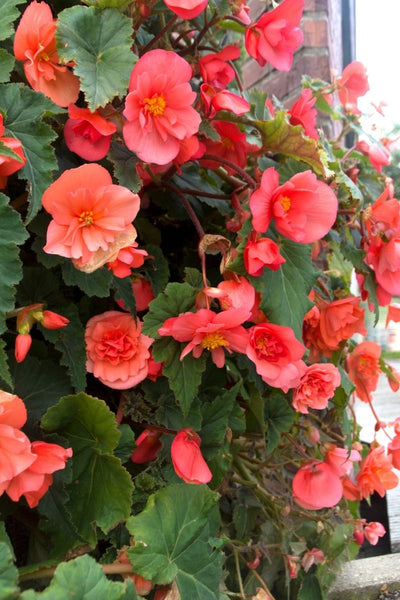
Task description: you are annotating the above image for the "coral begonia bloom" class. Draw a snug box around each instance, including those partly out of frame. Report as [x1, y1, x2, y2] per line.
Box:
[388, 434, 400, 470]
[171, 428, 212, 484]
[292, 460, 343, 510]
[346, 341, 381, 403]
[158, 308, 249, 368]
[246, 323, 306, 392]
[356, 445, 398, 499]
[217, 276, 256, 319]
[42, 164, 140, 269]
[107, 243, 148, 279]
[368, 237, 400, 296]
[0, 115, 26, 184]
[85, 311, 152, 389]
[199, 45, 240, 90]
[131, 430, 162, 464]
[357, 140, 390, 173]
[64, 104, 117, 162]
[288, 89, 318, 139]
[244, 237, 286, 276]
[0, 391, 27, 429]
[6, 441, 72, 508]
[245, 0, 304, 70]
[201, 85, 250, 118]
[116, 277, 154, 313]
[364, 522, 386, 546]
[292, 363, 341, 414]
[324, 445, 361, 477]
[250, 168, 338, 243]
[123, 50, 201, 165]
[163, 0, 207, 19]
[0, 425, 36, 493]
[337, 61, 369, 114]
[13, 1, 80, 107]
[386, 303, 400, 327]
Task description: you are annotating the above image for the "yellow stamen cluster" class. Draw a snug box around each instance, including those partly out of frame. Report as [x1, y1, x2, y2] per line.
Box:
[79, 210, 94, 226]
[144, 95, 166, 117]
[201, 331, 229, 351]
[279, 195, 291, 212]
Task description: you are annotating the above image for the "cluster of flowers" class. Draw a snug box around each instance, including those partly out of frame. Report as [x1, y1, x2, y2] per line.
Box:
[0, 390, 71, 508]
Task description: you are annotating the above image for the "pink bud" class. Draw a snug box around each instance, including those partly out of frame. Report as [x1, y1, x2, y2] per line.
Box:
[353, 530, 364, 545]
[246, 557, 260, 569]
[15, 334, 32, 363]
[40, 310, 69, 330]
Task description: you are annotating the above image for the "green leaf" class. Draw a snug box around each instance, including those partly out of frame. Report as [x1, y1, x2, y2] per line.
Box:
[0, 50, 14, 84]
[0, 139, 23, 161]
[32, 554, 125, 600]
[0, 83, 61, 223]
[254, 235, 320, 340]
[152, 337, 206, 416]
[0, 193, 28, 327]
[127, 484, 222, 600]
[83, 0, 132, 7]
[115, 424, 135, 463]
[0, 542, 19, 600]
[200, 382, 242, 459]
[264, 391, 295, 453]
[0, 338, 12, 389]
[41, 305, 87, 393]
[142, 282, 197, 338]
[109, 142, 142, 193]
[299, 573, 324, 600]
[62, 261, 113, 297]
[0, 0, 26, 42]
[112, 275, 136, 316]
[42, 393, 134, 545]
[56, 6, 136, 110]
[255, 111, 332, 177]
[144, 244, 170, 297]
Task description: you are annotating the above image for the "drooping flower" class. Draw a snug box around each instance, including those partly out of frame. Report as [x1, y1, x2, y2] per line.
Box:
[123, 50, 201, 165]
[301, 548, 324, 572]
[6, 441, 73, 508]
[288, 89, 318, 139]
[250, 168, 338, 243]
[336, 61, 369, 114]
[244, 236, 286, 276]
[163, 0, 207, 19]
[351, 445, 398, 500]
[364, 522, 386, 546]
[64, 104, 117, 161]
[199, 45, 240, 90]
[0, 391, 27, 429]
[217, 276, 258, 320]
[85, 311, 153, 389]
[357, 140, 391, 173]
[107, 243, 148, 279]
[245, 0, 304, 70]
[131, 429, 162, 464]
[292, 460, 343, 510]
[13, 1, 80, 107]
[346, 341, 381, 403]
[323, 444, 361, 477]
[42, 164, 140, 269]
[292, 363, 341, 414]
[246, 322, 306, 392]
[158, 308, 249, 368]
[200, 84, 250, 118]
[171, 428, 212, 484]
[0, 115, 26, 189]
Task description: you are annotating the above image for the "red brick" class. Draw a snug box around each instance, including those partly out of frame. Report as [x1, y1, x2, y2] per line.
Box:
[305, 0, 328, 10]
[302, 17, 329, 47]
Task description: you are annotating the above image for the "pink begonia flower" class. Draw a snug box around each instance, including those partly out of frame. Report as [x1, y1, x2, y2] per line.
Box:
[13, 1, 80, 107]
[131, 429, 162, 464]
[85, 311, 153, 389]
[346, 340, 381, 403]
[250, 168, 338, 243]
[364, 522, 386, 546]
[116, 277, 154, 313]
[123, 50, 201, 165]
[199, 45, 240, 90]
[367, 237, 400, 297]
[337, 61, 369, 114]
[292, 460, 343, 510]
[0, 425, 36, 495]
[246, 323, 306, 392]
[200, 84, 250, 118]
[288, 89, 318, 139]
[0, 115, 26, 188]
[171, 428, 212, 484]
[158, 308, 249, 368]
[388, 433, 400, 469]
[324, 444, 361, 477]
[244, 237, 286, 276]
[42, 164, 140, 269]
[64, 104, 117, 161]
[245, 0, 304, 70]
[357, 140, 391, 173]
[0, 391, 27, 429]
[217, 276, 257, 319]
[292, 363, 341, 414]
[107, 243, 148, 279]
[163, 0, 207, 19]
[6, 441, 72, 508]
[386, 303, 400, 327]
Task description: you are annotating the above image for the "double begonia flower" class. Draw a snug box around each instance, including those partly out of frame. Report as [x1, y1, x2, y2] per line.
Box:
[13, 1, 80, 107]
[343, 445, 398, 501]
[250, 168, 338, 244]
[42, 164, 140, 271]
[245, 0, 304, 70]
[292, 363, 341, 414]
[123, 49, 201, 165]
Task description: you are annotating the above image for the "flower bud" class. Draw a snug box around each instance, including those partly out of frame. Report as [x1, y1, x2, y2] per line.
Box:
[353, 530, 364, 545]
[15, 333, 32, 363]
[40, 310, 69, 330]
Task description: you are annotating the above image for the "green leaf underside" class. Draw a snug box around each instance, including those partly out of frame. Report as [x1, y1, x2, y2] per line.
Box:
[0, 84, 60, 223]
[127, 484, 222, 600]
[42, 394, 133, 545]
[0, 0, 26, 42]
[56, 6, 136, 110]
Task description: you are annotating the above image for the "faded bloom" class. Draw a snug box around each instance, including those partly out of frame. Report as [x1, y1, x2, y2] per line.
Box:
[85, 311, 153, 389]
[123, 50, 201, 165]
[171, 428, 212, 484]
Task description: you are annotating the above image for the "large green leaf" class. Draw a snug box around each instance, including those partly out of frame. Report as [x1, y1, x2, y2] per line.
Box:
[144, 245, 170, 297]
[56, 6, 136, 110]
[109, 142, 142, 193]
[0, 0, 26, 41]
[142, 282, 197, 338]
[264, 391, 295, 453]
[256, 112, 332, 177]
[62, 261, 113, 298]
[127, 484, 222, 600]
[0, 542, 18, 600]
[0, 84, 61, 223]
[0, 50, 14, 84]
[42, 393, 134, 546]
[0, 193, 28, 328]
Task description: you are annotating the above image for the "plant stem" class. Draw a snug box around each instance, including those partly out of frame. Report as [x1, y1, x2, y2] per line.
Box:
[141, 15, 178, 53]
[234, 549, 245, 599]
[202, 154, 257, 188]
[19, 562, 134, 582]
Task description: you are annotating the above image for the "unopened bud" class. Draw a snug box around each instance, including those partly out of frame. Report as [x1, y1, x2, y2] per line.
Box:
[40, 310, 69, 330]
[15, 334, 32, 363]
[353, 530, 364, 545]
